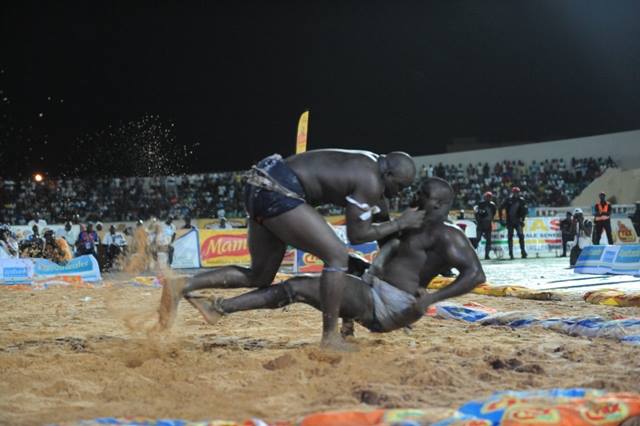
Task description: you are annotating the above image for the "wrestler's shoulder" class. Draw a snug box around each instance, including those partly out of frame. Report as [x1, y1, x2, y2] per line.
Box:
[438, 221, 468, 239]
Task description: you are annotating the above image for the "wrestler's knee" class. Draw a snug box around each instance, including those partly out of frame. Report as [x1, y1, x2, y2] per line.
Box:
[242, 266, 274, 288]
[323, 246, 349, 271]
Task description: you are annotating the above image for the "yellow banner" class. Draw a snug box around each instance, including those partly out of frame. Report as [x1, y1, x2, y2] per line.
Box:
[296, 110, 309, 154]
[199, 229, 251, 267]
[195, 218, 247, 229]
[198, 229, 295, 268]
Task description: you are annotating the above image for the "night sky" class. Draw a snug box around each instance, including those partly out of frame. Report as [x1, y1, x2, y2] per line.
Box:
[2, 1, 640, 178]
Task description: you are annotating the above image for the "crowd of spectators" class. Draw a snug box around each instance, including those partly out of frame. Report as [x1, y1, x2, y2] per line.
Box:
[0, 156, 618, 225]
[418, 156, 618, 210]
[0, 173, 245, 225]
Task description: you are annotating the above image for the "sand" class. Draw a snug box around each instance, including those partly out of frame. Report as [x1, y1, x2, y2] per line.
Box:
[1, 271, 639, 426]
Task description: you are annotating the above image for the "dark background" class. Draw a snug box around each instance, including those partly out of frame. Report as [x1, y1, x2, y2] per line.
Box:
[1, 1, 639, 177]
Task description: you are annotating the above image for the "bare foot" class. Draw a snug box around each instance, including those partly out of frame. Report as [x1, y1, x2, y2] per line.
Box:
[321, 332, 358, 352]
[186, 294, 225, 325]
[154, 275, 187, 331]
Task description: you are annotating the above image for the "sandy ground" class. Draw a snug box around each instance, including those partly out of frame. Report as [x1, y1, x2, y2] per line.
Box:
[1, 262, 640, 425]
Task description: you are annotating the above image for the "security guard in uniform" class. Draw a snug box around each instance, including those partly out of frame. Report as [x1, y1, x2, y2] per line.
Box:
[592, 191, 613, 245]
[499, 187, 528, 259]
[473, 191, 497, 260]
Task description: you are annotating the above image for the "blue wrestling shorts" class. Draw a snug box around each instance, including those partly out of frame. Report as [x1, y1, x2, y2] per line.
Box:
[244, 154, 306, 223]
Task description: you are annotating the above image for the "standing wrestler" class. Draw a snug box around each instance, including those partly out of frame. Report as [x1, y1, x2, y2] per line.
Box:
[499, 187, 528, 259]
[159, 150, 424, 350]
[187, 177, 486, 334]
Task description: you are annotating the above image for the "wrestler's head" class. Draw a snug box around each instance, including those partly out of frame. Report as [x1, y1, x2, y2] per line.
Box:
[418, 177, 454, 220]
[381, 152, 416, 198]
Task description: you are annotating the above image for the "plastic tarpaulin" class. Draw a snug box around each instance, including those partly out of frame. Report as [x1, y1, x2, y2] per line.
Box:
[433, 303, 640, 345]
[49, 389, 640, 426]
[433, 388, 640, 426]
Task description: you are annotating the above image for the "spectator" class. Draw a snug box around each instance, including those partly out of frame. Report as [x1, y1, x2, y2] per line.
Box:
[76, 223, 99, 259]
[570, 208, 592, 267]
[42, 229, 73, 265]
[473, 191, 497, 260]
[559, 211, 574, 257]
[102, 225, 127, 271]
[59, 221, 79, 254]
[214, 217, 234, 230]
[499, 187, 528, 260]
[157, 216, 177, 266]
[21, 225, 45, 258]
[592, 192, 613, 245]
[182, 216, 195, 230]
[0, 156, 619, 224]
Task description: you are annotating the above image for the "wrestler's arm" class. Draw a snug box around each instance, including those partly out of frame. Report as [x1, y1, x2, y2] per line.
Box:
[345, 180, 424, 245]
[414, 227, 485, 312]
[361, 238, 400, 282]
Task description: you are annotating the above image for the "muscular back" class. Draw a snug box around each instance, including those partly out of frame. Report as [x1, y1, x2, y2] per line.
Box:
[286, 150, 384, 207]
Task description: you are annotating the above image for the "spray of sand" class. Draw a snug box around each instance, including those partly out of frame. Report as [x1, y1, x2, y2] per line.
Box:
[117, 226, 152, 274]
[108, 222, 187, 333]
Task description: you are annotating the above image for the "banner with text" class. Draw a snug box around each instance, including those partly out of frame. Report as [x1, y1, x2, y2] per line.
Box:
[575, 244, 640, 276]
[198, 229, 294, 268]
[470, 217, 638, 258]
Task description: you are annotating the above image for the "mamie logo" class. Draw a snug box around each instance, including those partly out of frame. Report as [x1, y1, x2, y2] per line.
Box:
[201, 234, 248, 259]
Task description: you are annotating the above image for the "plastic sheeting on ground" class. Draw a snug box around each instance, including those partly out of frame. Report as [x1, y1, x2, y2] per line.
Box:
[433, 302, 640, 345]
[53, 419, 266, 425]
[432, 388, 640, 426]
[584, 289, 640, 307]
[428, 277, 562, 301]
[51, 389, 640, 426]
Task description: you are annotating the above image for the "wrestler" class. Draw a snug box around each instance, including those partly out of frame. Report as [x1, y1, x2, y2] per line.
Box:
[187, 177, 486, 335]
[159, 150, 424, 350]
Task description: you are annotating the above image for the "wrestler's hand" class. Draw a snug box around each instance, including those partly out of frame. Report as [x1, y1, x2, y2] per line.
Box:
[397, 208, 425, 230]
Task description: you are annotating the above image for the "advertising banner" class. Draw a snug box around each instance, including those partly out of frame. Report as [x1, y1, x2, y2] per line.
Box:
[611, 218, 638, 244]
[195, 218, 247, 229]
[295, 241, 379, 273]
[199, 229, 251, 267]
[170, 229, 201, 269]
[296, 110, 309, 154]
[471, 217, 562, 258]
[575, 245, 640, 276]
[472, 217, 637, 259]
[32, 255, 102, 282]
[610, 244, 640, 275]
[0, 258, 34, 284]
[172, 229, 294, 269]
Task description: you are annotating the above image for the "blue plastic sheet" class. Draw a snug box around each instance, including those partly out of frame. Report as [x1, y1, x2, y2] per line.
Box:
[434, 303, 640, 345]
